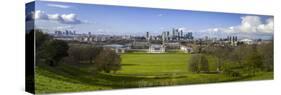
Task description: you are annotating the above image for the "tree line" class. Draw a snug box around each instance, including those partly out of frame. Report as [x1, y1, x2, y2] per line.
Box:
[188, 42, 273, 77]
[33, 29, 121, 74]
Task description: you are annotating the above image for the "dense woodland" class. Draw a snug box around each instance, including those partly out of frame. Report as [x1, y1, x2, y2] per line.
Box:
[32, 29, 121, 74]
[188, 41, 273, 77]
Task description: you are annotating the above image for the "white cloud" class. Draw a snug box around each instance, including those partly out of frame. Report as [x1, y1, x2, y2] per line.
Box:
[55, 25, 74, 30]
[32, 10, 83, 24]
[205, 27, 231, 33]
[205, 16, 273, 34]
[48, 14, 61, 20]
[60, 14, 81, 24]
[178, 27, 186, 31]
[33, 10, 48, 20]
[213, 28, 219, 32]
[239, 16, 262, 33]
[229, 26, 234, 30]
[197, 16, 273, 39]
[236, 16, 273, 33]
[257, 18, 274, 33]
[47, 4, 71, 9]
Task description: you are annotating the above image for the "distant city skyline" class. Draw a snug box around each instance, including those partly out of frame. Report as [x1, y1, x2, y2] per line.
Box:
[26, 1, 274, 40]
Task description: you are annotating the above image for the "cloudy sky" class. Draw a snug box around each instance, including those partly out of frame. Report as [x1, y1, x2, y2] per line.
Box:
[26, 1, 274, 40]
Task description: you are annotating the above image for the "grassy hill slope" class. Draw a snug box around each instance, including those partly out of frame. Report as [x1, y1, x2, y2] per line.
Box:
[35, 53, 273, 93]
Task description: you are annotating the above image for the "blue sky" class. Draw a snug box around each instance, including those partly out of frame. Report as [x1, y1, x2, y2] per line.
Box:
[26, 1, 274, 39]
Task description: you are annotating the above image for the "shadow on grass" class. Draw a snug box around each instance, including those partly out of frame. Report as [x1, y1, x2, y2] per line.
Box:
[36, 63, 273, 92]
[121, 63, 139, 66]
[36, 63, 149, 89]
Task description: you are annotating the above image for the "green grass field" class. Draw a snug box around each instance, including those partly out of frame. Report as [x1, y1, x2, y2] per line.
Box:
[35, 52, 273, 93]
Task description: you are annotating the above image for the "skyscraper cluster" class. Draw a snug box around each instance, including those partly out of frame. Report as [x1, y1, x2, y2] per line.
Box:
[54, 30, 76, 36]
[160, 28, 193, 41]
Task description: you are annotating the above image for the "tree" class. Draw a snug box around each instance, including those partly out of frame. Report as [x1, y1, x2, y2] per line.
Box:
[68, 46, 121, 73]
[68, 47, 83, 63]
[231, 45, 248, 66]
[243, 45, 263, 76]
[35, 29, 50, 49]
[40, 40, 69, 66]
[210, 46, 231, 72]
[200, 55, 209, 72]
[34, 29, 69, 66]
[188, 54, 209, 73]
[257, 42, 273, 71]
[189, 54, 200, 73]
[223, 66, 242, 77]
[33, 29, 51, 63]
[68, 46, 103, 64]
[84, 46, 102, 64]
[94, 48, 121, 73]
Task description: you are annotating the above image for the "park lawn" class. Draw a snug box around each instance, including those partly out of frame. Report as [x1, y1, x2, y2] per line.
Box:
[35, 52, 273, 94]
[118, 53, 191, 76]
[119, 52, 219, 75]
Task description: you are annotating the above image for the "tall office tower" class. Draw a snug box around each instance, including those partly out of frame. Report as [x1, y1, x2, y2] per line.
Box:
[67, 30, 70, 35]
[180, 30, 183, 38]
[162, 32, 166, 44]
[186, 32, 193, 39]
[146, 32, 149, 40]
[58, 31, 62, 35]
[205, 36, 208, 41]
[177, 31, 180, 40]
[175, 28, 179, 40]
[166, 31, 170, 40]
[226, 36, 228, 41]
[54, 31, 57, 35]
[163, 31, 168, 41]
[88, 32, 91, 36]
[226, 36, 229, 41]
[162, 32, 165, 40]
[64, 30, 68, 35]
[172, 28, 175, 39]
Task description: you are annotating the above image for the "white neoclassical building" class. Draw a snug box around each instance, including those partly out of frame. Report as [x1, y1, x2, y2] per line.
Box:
[180, 45, 193, 53]
[148, 44, 165, 53]
[104, 44, 127, 53]
[240, 39, 254, 45]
